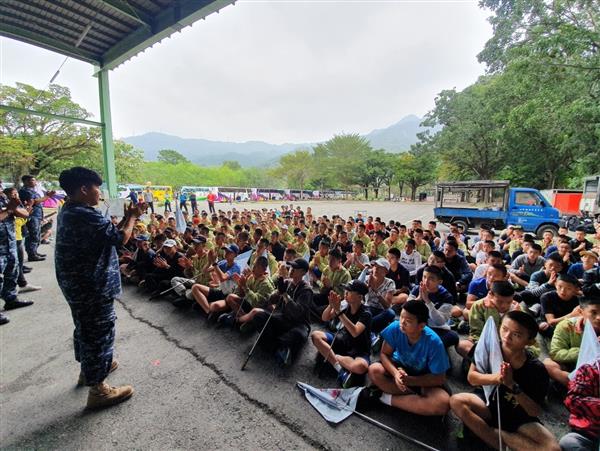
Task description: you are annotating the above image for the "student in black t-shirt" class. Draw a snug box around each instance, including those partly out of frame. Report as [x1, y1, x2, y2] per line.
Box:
[539, 273, 581, 338]
[386, 248, 410, 292]
[310, 280, 371, 388]
[450, 311, 560, 451]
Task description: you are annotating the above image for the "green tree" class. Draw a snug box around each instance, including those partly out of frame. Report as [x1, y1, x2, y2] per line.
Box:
[0, 136, 34, 185]
[157, 149, 189, 165]
[272, 149, 313, 194]
[222, 160, 242, 171]
[394, 145, 438, 201]
[0, 83, 99, 179]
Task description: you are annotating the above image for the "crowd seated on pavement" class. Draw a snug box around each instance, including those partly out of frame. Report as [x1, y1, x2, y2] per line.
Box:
[4, 189, 600, 450]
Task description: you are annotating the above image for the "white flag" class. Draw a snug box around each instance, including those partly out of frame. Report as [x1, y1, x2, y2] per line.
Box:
[175, 201, 186, 233]
[297, 382, 364, 424]
[474, 316, 503, 405]
[569, 319, 600, 380]
[235, 249, 253, 272]
[357, 267, 369, 283]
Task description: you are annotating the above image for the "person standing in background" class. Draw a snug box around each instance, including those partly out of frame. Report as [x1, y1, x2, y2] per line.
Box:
[18, 175, 55, 262]
[143, 187, 154, 214]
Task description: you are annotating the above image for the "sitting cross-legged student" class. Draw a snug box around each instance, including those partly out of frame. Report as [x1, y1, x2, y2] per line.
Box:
[450, 311, 560, 451]
[120, 235, 155, 284]
[312, 248, 352, 311]
[456, 280, 521, 358]
[310, 280, 372, 388]
[170, 236, 215, 307]
[309, 238, 331, 281]
[364, 258, 396, 334]
[509, 243, 545, 288]
[361, 300, 451, 417]
[518, 252, 564, 310]
[543, 295, 600, 387]
[538, 273, 582, 339]
[213, 256, 275, 328]
[465, 263, 509, 311]
[193, 243, 242, 316]
[248, 258, 314, 366]
[407, 265, 459, 350]
[142, 239, 185, 294]
[560, 360, 600, 451]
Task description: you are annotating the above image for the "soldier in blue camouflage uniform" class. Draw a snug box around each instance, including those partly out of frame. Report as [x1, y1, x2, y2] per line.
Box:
[18, 175, 55, 262]
[56, 167, 144, 409]
[0, 188, 34, 325]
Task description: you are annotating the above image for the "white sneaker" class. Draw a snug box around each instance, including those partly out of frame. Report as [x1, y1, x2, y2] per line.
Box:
[19, 284, 42, 293]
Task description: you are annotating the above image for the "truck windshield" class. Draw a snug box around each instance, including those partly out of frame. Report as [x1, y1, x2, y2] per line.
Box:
[438, 186, 505, 209]
[515, 191, 543, 206]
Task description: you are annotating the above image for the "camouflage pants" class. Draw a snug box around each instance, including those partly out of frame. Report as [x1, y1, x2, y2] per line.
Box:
[0, 240, 18, 303]
[67, 297, 116, 386]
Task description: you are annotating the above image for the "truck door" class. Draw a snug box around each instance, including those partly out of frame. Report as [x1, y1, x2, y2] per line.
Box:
[507, 190, 552, 232]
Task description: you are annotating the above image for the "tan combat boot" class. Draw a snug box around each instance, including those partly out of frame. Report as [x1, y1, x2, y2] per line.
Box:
[77, 360, 119, 386]
[86, 382, 134, 409]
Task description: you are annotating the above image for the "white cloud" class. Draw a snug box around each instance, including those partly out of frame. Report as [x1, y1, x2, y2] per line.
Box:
[0, 0, 492, 143]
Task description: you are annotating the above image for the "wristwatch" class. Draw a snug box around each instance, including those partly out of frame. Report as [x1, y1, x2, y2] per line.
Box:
[509, 383, 522, 395]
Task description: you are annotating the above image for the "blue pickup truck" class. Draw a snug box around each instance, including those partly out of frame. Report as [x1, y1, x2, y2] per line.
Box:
[434, 180, 560, 238]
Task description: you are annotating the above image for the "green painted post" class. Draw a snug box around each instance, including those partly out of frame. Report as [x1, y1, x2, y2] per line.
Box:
[98, 69, 118, 199]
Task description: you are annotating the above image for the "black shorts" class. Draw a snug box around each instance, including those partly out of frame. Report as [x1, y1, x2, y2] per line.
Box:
[475, 389, 541, 433]
[207, 288, 226, 302]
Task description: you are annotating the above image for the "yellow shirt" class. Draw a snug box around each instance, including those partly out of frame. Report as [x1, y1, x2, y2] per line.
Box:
[15, 217, 26, 241]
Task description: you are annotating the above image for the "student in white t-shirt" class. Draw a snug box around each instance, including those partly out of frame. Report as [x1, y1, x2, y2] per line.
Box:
[400, 239, 422, 276]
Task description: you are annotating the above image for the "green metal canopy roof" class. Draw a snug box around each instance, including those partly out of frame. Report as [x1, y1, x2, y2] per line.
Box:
[0, 0, 235, 71]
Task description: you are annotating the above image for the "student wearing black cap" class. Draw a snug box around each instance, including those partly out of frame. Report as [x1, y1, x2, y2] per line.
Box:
[249, 258, 314, 366]
[310, 279, 372, 388]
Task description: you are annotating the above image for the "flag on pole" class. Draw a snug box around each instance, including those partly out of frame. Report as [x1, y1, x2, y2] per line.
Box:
[474, 316, 504, 405]
[302, 250, 311, 284]
[569, 319, 600, 380]
[297, 382, 363, 424]
[175, 201, 186, 233]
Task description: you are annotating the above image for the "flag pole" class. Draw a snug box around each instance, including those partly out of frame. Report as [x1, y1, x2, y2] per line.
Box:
[241, 304, 278, 371]
[496, 389, 503, 450]
[297, 382, 440, 451]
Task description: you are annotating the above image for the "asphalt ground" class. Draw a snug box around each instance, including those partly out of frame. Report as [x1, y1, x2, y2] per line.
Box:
[1, 201, 570, 450]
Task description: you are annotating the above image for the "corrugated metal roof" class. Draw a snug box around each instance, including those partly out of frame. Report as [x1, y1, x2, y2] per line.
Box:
[0, 0, 235, 70]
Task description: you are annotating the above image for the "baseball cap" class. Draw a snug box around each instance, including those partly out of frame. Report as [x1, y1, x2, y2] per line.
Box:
[192, 236, 207, 245]
[296, 231, 306, 238]
[135, 235, 150, 242]
[372, 257, 390, 271]
[222, 243, 239, 255]
[163, 239, 177, 248]
[581, 250, 599, 260]
[287, 258, 309, 271]
[341, 280, 369, 295]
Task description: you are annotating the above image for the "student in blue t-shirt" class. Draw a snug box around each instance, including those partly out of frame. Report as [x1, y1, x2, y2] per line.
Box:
[362, 300, 450, 416]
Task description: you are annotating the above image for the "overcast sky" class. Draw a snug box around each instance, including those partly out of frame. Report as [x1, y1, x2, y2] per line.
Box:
[0, 0, 492, 144]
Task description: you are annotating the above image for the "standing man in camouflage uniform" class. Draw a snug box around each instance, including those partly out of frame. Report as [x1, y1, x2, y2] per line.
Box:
[18, 175, 55, 262]
[0, 188, 34, 325]
[56, 167, 144, 409]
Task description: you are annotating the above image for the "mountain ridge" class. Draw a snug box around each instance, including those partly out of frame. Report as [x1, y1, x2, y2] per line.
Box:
[122, 115, 427, 167]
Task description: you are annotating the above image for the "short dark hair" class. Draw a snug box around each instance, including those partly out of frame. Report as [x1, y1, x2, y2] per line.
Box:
[354, 240, 364, 248]
[406, 238, 416, 247]
[403, 300, 429, 324]
[254, 256, 269, 270]
[504, 310, 538, 339]
[490, 280, 514, 297]
[21, 174, 34, 184]
[581, 295, 600, 307]
[575, 226, 586, 232]
[329, 248, 343, 261]
[488, 250, 503, 259]
[445, 240, 458, 250]
[58, 167, 103, 196]
[387, 247, 401, 258]
[489, 263, 508, 276]
[423, 265, 442, 280]
[530, 243, 542, 253]
[432, 250, 446, 262]
[557, 273, 579, 287]
[547, 252, 564, 267]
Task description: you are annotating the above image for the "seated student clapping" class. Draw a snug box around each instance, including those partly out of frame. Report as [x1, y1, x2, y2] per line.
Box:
[361, 300, 451, 417]
[450, 311, 560, 451]
[310, 280, 372, 388]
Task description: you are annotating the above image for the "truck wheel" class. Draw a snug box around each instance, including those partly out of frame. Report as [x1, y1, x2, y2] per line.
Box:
[453, 219, 469, 234]
[536, 224, 558, 239]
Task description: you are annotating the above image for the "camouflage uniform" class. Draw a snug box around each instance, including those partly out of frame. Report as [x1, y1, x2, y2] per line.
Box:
[18, 186, 42, 258]
[0, 196, 19, 305]
[55, 202, 123, 386]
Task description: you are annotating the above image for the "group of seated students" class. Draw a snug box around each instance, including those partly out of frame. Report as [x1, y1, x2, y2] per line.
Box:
[115, 205, 600, 451]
